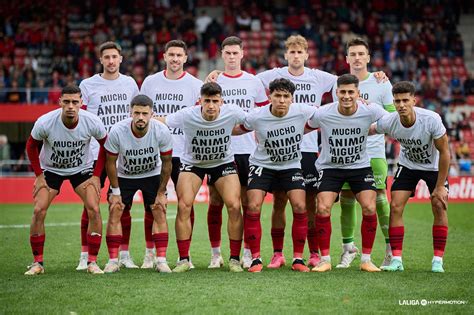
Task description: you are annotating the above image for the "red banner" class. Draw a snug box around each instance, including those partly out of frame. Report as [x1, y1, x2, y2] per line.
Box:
[0, 104, 58, 122]
[1, 176, 473, 204]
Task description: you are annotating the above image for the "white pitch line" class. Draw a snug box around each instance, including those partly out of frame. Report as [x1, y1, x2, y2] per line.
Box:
[0, 215, 177, 229]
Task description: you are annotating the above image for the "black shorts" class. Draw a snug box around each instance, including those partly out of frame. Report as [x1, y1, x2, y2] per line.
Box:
[118, 175, 161, 209]
[391, 164, 449, 197]
[247, 165, 305, 192]
[44, 168, 93, 194]
[234, 154, 250, 186]
[180, 162, 238, 185]
[171, 157, 181, 187]
[92, 160, 107, 188]
[301, 152, 318, 192]
[314, 167, 376, 194]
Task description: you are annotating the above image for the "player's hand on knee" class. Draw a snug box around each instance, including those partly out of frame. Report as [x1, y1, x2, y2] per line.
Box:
[431, 186, 448, 210]
[109, 194, 125, 211]
[151, 192, 167, 212]
[33, 174, 50, 197]
[83, 176, 101, 197]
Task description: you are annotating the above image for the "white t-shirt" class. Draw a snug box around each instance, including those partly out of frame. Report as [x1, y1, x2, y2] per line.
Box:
[79, 73, 139, 157]
[30, 109, 107, 176]
[375, 107, 446, 171]
[244, 103, 316, 170]
[105, 118, 172, 179]
[166, 104, 247, 168]
[332, 73, 393, 158]
[217, 71, 269, 154]
[257, 67, 337, 153]
[140, 71, 203, 158]
[307, 101, 387, 170]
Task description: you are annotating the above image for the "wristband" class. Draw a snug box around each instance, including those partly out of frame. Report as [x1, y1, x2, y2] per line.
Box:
[111, 187, 121, 196]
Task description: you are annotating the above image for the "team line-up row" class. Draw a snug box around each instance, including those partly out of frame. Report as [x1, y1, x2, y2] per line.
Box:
[23, 36, 449, 275]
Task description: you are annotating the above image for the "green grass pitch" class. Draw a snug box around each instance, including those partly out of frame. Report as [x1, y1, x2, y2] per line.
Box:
[0, 202, 473, 313]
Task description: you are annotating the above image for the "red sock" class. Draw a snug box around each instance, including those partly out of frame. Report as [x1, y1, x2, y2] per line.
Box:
[120, 205, 132, 251]
[361, 214, 378, 254]
[292, 212, 308, 258]
[244, 211, 261, 259]
[207, 204, 223, 248]
[144, 211, 154, 249]
[87, 233, 102, 263]
[242, 206, 250, 250]
[177, 238, 191, 259]
[106, 234, 121, 259]
[229, 239, 242, 257]
[271, 228, 285, 252]
[190, 205, 195, 230]
[433, 225, 448, 257]
[389, 226, 404, 257]
[80, 208, 88, 252]
[153, 232, 169, 257]
[30, 234, 45, 263]
[315, 215, 331, 256]
[307, 225, 318, 254]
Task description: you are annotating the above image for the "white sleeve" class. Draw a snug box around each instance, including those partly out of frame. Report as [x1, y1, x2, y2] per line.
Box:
[301, 104, 317, 120]
[256, 69, 277, 89]
[243, 109, 256, 131]
[232, 105, 247, 124]
[307, 108, 321, 129]
[382, 81, 394, 106]
[255, 80, 270, 107]
[431, 114, 447, 139]
[313, 69, 338, 94]
[139, 77, 152, 98]
[79, 81, 89, 106]
[30, 118, 46, 141]
[92, 116, 107, 140]
[165, 109, 185, 129]
[370, 103, 389, 122]
[131, 79, 140, 98]
[375, 115, 389, 135]
[331, 81, 338, 103]
[104, 127, 120, 154]
[158, 123, 173, 154]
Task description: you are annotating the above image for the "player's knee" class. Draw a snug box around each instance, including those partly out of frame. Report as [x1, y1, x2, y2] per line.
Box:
[178, 199, 193, 213]
[108, 206, 123, 222]
[152, 207, 167, 222]
[33, 205, 47, 220]
[291, 201, 306, 213]
[361, 203, 376, 216]
[247, 201, 262, 213]
[431, 197, 447, 214]
[390, 201, 404, 216]
[317, 203, 331, 216]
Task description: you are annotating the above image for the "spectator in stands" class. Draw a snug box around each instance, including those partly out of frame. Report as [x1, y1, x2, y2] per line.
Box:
[236, 11, 252, 31]
[6, 80, 25, 103]
[458, 153, 472, 175]
[32, 79, 49, 104]
[464, 72, 474, 95]
[196, 10, 212, 49]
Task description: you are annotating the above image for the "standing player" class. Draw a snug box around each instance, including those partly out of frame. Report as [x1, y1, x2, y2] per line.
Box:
[335, 38, 396, 269]
[77, 41, 139, 270]
[306, 74, 387, 272]
[163, 82, 246, 273]
[206, 36, 269, 269]
[373, 81, 450, 273]
[255, 35, 336, 268]
[140, 40, 203, 269]
[103, 95, 173, 273]
[235, 78, 316, 273]
[25, 85, 107, 275]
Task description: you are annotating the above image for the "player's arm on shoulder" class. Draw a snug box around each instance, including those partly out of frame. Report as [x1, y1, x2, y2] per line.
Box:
[205, 70, 223, 83]
[373, 71, 389, 83]
[154, 116, 167, 124]
[432, 133, 450, 209]
[233, 113, 253, 135]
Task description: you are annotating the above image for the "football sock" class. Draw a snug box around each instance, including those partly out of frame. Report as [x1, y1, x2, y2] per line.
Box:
[433, 225, 448, 258]
[340, 195, 357, 244]
[87, 233, 102, 263]
[307, 224, 318, 254]
[177, 239, 191, 260]
[271, 228, 284, 253]
[106, 234, 121, 259]
[144, 211, 154, 249]
[80, 208, 88, 252]
[229, 239, 242, 258]
[315, 215, 331, 256]
[30, 234, 45, 263]
[207, 203, 223, 248]
[152, 232, 168, 258]
[120, 205, 132, 251]
[244, 211, 261, 259]
[389, 226, 404, 257]
[292, 212, 308, 258]
[361, 214, 377, 254]
[376, 194, 390, 244]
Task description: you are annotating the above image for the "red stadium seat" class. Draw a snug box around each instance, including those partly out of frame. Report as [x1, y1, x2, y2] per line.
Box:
[454, 57, 464, 66]
[440, 57, 450, 66]
[428, 57, 438, 67]
[466, 95, 474, 106]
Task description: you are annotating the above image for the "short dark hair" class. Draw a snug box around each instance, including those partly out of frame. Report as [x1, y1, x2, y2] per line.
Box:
[221, 36, 243, 49]
[337, 74, 359, 87]
[61, 85, 81, 96]
[201, 82, 222, 96]
[165, 40, 187, 54]
[392, 81, 416, 95]
[130, 95, 153, 108]
[99, 41, 122, 56]
[269, 78, 296, 95]
[346, 37, 370, 54]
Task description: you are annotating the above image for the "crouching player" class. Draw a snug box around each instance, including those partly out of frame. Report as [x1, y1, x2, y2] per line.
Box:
[25, 85, 107, 275]
[162, 82, 247, 272]
[103, 95, 173, 273]
[373, 81, 450, 272]
[235, 78, 317, 273]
